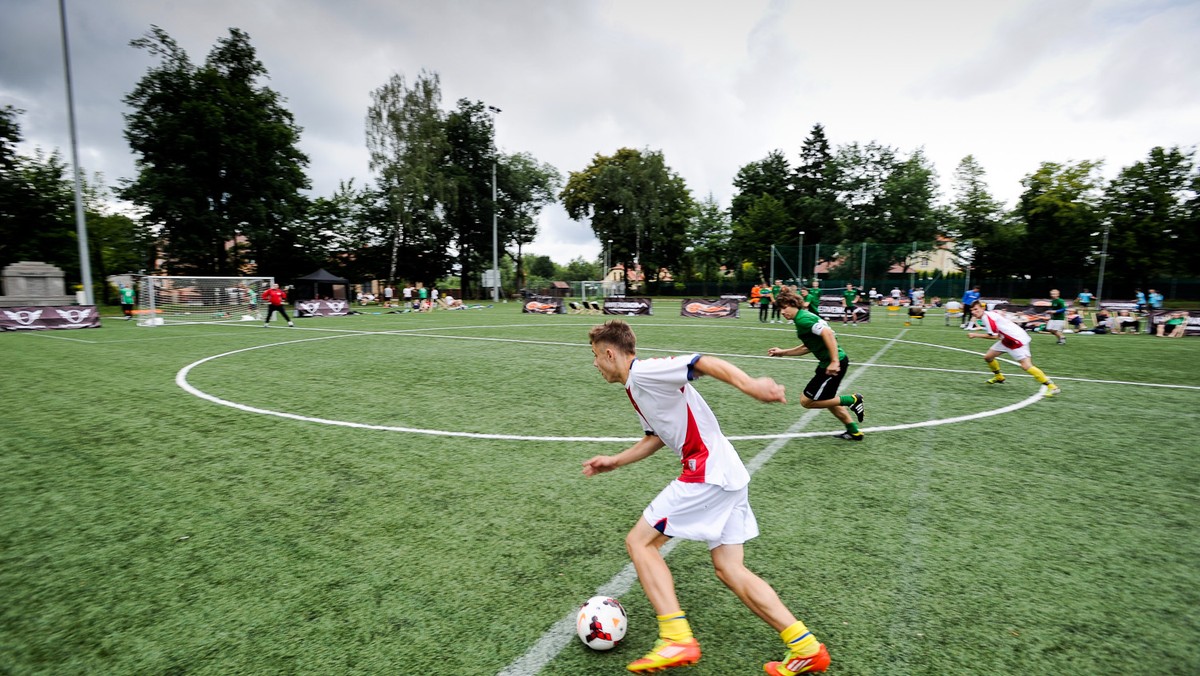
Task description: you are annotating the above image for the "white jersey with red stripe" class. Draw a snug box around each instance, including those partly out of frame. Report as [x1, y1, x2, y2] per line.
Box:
[625, 354, 750, 491]
[982, 310, 1030, 349]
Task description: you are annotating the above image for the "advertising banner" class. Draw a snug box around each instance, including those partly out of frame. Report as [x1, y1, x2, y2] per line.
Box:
[680, 298, 740, 319]
[0, 305, 101, 331]
[603, 297, 653, 316]
[522, 296, 564, 314]
[812, 294, 871, 324]
[294, 299, 352, 317]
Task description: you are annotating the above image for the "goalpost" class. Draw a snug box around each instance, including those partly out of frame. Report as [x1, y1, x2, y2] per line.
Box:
[137, 276, 274, 326]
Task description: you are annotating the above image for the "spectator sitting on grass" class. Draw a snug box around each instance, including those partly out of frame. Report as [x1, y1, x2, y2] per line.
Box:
[1157, 311, 1187, 338]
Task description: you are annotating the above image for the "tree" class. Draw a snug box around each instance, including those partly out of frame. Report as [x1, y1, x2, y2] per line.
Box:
[832, 142, 942, 276]
[1102, 146, 1198, 285]
[561, 148, 693, 291]
[949, 155, 1011, 277]
[498, 151, 561, 291]
[1015, 160, 1104, 281]
[365, 70, 453, 287]
[792, 123, 840, 247]
[730, 193, 789, 280]
[687, 192, 733, 293]
[123, 26, 311, 278]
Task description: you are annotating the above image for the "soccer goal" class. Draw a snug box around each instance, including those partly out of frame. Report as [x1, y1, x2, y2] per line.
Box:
[137, 276, 274, 326]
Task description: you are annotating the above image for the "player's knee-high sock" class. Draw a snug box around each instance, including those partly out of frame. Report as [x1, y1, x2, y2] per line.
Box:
[986, 359, 1002, 375]
[1026, 366, 1051, 385]
[781, 621, 820, 657]
[657, 611, 693, 642]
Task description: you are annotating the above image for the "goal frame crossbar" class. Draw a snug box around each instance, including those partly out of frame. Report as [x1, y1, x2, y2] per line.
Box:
[138, 275, 275, 326]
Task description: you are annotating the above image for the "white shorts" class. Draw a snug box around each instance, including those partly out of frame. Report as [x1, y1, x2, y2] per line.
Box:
[990, 340, 1031, 361]
[643, 481, 759, 550]
[1046, 319, 1065, 331]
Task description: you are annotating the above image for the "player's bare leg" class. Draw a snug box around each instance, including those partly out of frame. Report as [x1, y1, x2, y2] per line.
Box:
[625, 519, 701, 672]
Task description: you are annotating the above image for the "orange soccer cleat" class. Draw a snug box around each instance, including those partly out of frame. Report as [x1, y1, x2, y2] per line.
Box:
[626, 637, 701, 673]
[763, 643, 831, 675]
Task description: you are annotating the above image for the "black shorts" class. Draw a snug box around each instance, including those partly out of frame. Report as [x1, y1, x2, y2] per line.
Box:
[803, 356, 849, 401]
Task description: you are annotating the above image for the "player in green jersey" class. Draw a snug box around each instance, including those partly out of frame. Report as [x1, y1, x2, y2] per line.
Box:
[768, 289, 866, 441]
[770, 279, 784, 323]
[841, 283, 859, 327]
[118, 283, 136, 320]
[803, 281, 821, 312]
[1046, 289, 1068, 345]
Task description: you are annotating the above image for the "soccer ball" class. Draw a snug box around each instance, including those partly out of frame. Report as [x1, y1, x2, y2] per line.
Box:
[576, 595, 627, 650]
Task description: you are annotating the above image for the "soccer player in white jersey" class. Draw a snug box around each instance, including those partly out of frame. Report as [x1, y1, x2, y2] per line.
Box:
[966, 300, 1061, 397]
[583, 320, 830, 675]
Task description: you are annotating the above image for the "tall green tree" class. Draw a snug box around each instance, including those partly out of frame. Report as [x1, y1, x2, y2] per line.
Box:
[1015, 160, 1104, 281]
[443, 99, 498, 298]
[123, 26, 311, 278]
[948, 154, 1014, 277]
[497, 151, 561, 291]
[687, 192, 734, 292]
[730, 193, 789, 280]
[832, 142, 942, 276]
[1102, 146, 1198, 285]
[561, 148, 693, 290]
[792, 123, 840, 247]
[365, 70, 453, 286]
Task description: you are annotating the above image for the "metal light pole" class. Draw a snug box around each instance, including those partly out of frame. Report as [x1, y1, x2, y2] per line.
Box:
[1095, 221, 1111, 304]
[489, 106, 502, 302]
[798, 231, 804, 286]
[59, 0, 93, 305]
[605, 239, 612, 283]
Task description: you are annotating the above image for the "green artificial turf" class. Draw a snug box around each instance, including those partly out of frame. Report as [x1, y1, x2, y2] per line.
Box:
[1, 306, 1197, 674]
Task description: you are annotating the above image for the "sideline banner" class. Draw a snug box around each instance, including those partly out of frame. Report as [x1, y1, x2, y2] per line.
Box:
[522, 296, 564, 315]
[294, 299, 351, 317]
[603, 297, 653, 316]
[681, 298, 739, 319]
[813, 294, 871, 324]
[1147, 309, 1200, 337]
[0, 305, 101, 331]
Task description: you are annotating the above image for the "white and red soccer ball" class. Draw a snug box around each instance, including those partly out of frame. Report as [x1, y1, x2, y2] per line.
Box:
[576, 595, 627, 650]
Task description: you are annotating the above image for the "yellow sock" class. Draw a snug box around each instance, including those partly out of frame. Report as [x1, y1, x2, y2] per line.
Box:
[781, 620, 819, 657]
[657, 611, 693, 642]
[1026, 366, 1050, 385]
[986, 359, 1002, 375]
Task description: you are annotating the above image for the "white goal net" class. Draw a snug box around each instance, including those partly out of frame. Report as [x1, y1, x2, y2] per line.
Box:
[137, 276, 274, 326]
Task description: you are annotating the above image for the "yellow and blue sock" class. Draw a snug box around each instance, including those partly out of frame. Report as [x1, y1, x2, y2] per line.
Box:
[781, 620, 819, 657]
[657, 611, 693, 642]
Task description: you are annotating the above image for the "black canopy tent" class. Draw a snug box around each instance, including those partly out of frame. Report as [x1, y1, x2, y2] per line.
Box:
[292, 268, 351, 301]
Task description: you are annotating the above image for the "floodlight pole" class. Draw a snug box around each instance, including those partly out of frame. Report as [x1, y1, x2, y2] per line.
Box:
[1096, 220, 1111, 304]
[488, 106, 503, 303]
[798, 231, 804, 285]
[59, 0, 93, 306]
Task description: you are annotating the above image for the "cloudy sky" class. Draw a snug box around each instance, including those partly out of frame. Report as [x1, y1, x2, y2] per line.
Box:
[3, 0, 1198, 264]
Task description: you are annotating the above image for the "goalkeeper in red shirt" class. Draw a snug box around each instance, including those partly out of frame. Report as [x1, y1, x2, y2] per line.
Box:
[262, 283, 294, 327]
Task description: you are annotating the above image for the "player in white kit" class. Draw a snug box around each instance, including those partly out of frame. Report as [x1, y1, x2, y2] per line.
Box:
[583, 320, 830, 675]
[966, 301, 1061, 397]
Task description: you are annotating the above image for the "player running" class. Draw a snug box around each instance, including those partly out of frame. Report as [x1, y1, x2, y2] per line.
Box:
[583, 319, 830, 675]
[1046, 289, 1068, 345]
[966, 300, 1060, 396]
[768, 289, 866, 441]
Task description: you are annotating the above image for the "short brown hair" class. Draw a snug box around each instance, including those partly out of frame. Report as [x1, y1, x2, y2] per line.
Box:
[589, 319, 637, 354]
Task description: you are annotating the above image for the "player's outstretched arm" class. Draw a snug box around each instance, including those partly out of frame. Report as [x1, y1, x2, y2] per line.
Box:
[582, 434, 666, 476]
[693, 355, 786, 404]
[768, 344, 810, 357]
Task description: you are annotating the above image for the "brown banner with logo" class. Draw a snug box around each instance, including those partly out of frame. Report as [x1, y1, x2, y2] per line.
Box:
[603, 297, 653, 316]
[812, 294, 871, 324]
[681, 298, 740, 319]
[522, 296, 564, 314]
[294, 299, 352, 317]
[0, 305, 101, 330]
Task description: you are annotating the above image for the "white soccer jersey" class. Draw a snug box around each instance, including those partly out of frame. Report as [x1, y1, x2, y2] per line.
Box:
[625, 354, 751, 491]
[982, 310, 1030, 349]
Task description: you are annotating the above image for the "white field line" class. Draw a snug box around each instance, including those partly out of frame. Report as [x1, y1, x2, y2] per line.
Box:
[496, 331, 913, 676]
[22, 331, 97, 343]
